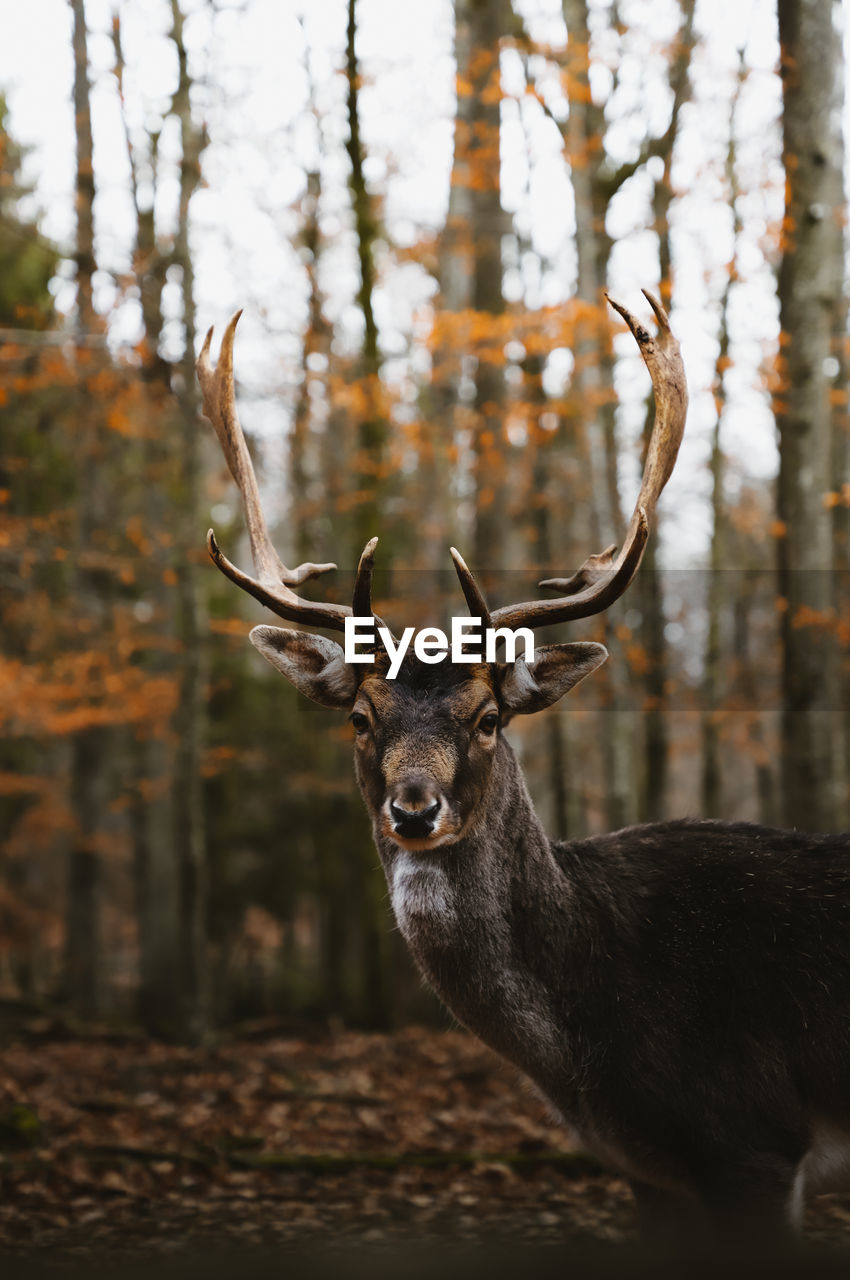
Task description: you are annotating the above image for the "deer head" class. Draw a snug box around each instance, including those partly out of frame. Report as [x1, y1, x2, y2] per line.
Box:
[197, 293, 687, 852]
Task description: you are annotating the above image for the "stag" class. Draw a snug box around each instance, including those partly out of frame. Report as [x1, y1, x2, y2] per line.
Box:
[198, 296, 850, 1242]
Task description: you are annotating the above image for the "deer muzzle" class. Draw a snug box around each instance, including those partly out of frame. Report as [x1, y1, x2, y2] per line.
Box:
[389, 798, 442, 839]
[381, 770, 452, 845]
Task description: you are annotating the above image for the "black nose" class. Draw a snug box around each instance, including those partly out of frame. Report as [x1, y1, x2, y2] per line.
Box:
[390, 800, 440, 838]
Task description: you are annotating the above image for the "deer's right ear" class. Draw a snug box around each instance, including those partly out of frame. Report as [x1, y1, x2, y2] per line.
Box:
[249, 626, 359, 710]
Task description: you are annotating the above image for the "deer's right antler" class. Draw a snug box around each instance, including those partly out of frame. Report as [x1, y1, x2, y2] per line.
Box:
[197, 312, 379, 634]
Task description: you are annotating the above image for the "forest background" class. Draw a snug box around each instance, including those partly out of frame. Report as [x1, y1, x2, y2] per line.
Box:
[1, 0, 848, 1039]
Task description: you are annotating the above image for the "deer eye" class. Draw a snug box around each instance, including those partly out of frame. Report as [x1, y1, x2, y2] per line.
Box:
[478, 713, 499, 736]
[351, 712, 370, 734]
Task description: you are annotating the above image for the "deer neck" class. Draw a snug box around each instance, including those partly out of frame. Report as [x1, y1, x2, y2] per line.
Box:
[373, 739, 568, 1078]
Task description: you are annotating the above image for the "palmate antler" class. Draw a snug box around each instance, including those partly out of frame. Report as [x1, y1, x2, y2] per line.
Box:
[451, 290, 688, 631]
[197, 311, 379, 633]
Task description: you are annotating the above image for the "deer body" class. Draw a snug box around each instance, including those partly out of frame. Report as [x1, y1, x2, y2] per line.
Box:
[196, 294, 850, 1236]
[361, 660, 850, 1232]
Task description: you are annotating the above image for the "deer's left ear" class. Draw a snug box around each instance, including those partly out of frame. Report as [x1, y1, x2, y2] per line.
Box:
[498, 642, 607, 717]
[250, 625, 359, 710]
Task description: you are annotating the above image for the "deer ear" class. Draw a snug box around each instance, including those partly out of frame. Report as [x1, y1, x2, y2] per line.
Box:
[498, 642, 607, 717]
[250, 626, 359, 710]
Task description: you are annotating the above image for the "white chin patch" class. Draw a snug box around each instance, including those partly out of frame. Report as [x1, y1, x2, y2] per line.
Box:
[389, 850, 456, 927]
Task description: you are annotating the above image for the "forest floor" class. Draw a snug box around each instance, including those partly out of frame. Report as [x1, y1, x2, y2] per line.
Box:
[1, 1024, 850, 1273]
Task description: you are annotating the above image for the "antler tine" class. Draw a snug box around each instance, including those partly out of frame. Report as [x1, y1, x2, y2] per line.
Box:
[352, 537, 378, 618]
[197, 312, 353, 634]
[480, 291, 687, 633]
[349, 536, 397, 644]
[449, 547, 491, 627]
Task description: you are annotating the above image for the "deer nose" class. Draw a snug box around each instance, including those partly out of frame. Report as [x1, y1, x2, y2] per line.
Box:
[389, 799, 441, 838]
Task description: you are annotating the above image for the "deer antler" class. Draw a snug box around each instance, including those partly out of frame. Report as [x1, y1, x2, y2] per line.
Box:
[198, 311, 378, 633]
[451, 290, 688, 631]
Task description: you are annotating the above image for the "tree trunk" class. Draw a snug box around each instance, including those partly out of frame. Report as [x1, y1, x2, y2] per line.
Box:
[427, 3, 477, 573]
[636, 0, 695, 823]
[130, 739, 179, 1035]
[66, 0, 107, 1019]
[733, 577, 778, 827]
[292, 169, 330, 566]
[701, 418, 724, 818]
[66, 727, 105, 1018]
[561, 0, 635, 829]
[346, 0, 386, 559]
[702, 54, 743, 818]
[114, 10, 182, 1036]
[170, 0, 209, 1040]
[522, 354, 575, 839]
[461, 0, 512, 573]
[70, 0, 95, 333]
[345, 0, 392, 1026]
[775, 0, 845, 832]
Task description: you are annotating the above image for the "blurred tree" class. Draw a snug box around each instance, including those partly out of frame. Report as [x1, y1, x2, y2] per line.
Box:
[702, 50, 745, 819]
[65, 0, 108, 1020]
[702, 282, 730, 819]
[0, 110, 60, 960]
[343, 0, 393, 1027]
[291, 169, 330, 561]
[0, 98, 58, 331]
[432, 0, 513, 578]
[636, 0, 696, 822]
[775, 0, 846, 831]
[465, 0, 512, 573]
[112, 6, 180, 1038]
[346, 0, 385, 560]
[169, 0, 210, 1043]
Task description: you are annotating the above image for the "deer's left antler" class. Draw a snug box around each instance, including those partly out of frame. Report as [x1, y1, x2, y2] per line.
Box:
[451, 290, 688, 631]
